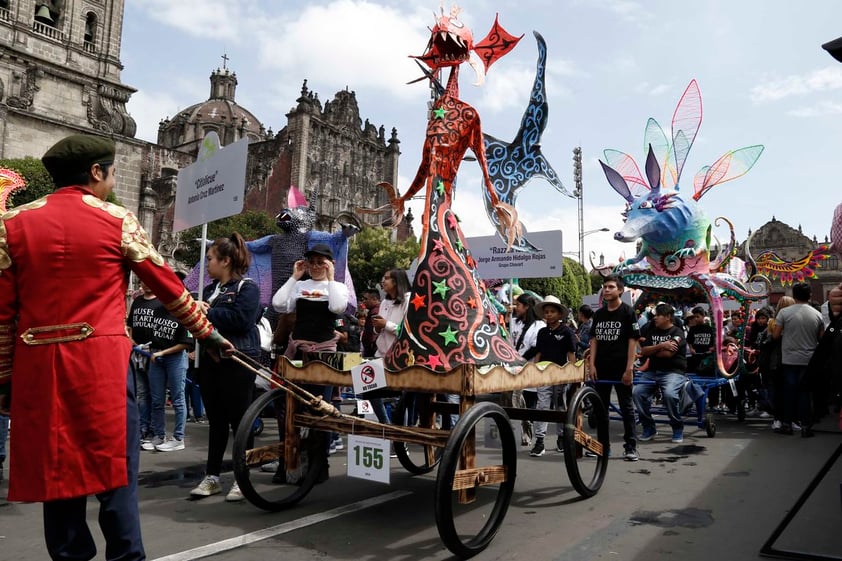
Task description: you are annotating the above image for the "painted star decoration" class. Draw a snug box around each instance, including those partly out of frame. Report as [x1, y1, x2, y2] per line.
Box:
[411, 292, 426, 311]
[466, 296, 477, 309]
[439, 325, 459, 346]
[446, 213, 459, 230]
[433, 107, 446, 119]
[436, 180, 446, 196]
[433, 238, 445, 253]
[432, 279, 450, 298]
[426, 353, 442, 369]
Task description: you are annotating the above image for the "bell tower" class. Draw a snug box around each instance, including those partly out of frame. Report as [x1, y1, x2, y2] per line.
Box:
[0, 0, 137, 159]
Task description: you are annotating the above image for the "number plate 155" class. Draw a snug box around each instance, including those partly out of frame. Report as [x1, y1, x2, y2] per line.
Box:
[347, 435, 390, 484]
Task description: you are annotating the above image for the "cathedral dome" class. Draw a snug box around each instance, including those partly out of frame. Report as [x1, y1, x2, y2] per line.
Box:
[157, 67, 267, 154]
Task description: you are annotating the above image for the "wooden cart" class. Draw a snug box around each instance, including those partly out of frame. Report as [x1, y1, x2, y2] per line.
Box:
[231, 356, 609, 558]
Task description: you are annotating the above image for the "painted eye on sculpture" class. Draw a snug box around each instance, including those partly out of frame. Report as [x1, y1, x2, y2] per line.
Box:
[639, 201, 654, 209]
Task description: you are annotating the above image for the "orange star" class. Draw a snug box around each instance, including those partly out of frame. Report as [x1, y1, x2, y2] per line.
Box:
[411, 292, 426, 311]
[467, 296, 477, 309]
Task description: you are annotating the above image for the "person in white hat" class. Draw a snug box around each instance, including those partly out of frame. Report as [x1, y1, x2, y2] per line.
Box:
[529, 295, 577, 457]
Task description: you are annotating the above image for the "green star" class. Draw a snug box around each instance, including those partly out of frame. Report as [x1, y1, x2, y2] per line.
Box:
[432, 279, 450, 299]
[433, 107, 446, 119]
[454, 238, 464, 251]
[436, 180, 445, 195]
[439, 325, 458, 346]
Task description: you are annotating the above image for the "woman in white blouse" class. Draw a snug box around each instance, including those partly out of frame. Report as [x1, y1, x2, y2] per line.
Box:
[371, 268, 411, 358]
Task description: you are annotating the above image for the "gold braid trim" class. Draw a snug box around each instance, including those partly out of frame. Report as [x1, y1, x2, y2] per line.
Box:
[163, 289, 213, 340]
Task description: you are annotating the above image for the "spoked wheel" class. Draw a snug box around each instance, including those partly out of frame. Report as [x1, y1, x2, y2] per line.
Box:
[434, 401, 517, 559]
[232, 388, 327, 512]
[562, 385, 609, 498]
[393, 393, 442, 475]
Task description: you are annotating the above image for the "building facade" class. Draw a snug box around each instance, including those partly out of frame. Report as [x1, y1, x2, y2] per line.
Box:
[0, 0, 410, 270]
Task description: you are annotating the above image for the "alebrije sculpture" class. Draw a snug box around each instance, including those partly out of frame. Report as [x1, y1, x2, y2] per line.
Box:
[0, 168, 27, 213]
[183, 185, 358, 320]
[377, 6, 525, 372]
[599, 80, 766, 376]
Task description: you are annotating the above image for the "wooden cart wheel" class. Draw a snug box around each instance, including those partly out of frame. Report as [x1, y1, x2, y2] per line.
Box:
[393, 393, 442, 475]
[233, 388, 327, 512]
[562, 385, 609, 498]
[434, 401, 517, 558]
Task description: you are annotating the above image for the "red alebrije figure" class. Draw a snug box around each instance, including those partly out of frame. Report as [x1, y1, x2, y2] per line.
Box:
[379, 5, 525, 372]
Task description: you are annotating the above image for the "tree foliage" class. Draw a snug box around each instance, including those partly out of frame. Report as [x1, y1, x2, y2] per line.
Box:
[519, 257, 593, 310]
[348, 226, 420, 293]
[176, 210, 280, 267]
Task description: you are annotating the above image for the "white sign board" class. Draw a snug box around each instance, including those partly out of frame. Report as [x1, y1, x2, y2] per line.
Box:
[347, 434, 390, 484]
[467, 230, 564, 279]
[351, 359, 388, 395]
[173, 133, 248, 232]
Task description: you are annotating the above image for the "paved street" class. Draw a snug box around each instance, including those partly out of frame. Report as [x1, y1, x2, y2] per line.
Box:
[2, 410, 840, 561]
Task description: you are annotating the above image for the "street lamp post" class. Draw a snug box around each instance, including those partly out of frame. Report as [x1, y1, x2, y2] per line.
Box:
[572, 146, 584, 266]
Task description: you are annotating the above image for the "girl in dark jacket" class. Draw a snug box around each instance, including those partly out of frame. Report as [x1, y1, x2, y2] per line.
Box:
[190, 233, 260, 502]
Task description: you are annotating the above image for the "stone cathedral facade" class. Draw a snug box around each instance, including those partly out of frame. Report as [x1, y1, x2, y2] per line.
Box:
[0, 0, 409, 268]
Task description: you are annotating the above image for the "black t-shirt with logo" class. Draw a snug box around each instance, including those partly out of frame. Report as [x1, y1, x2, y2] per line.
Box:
[589, 302, 640, 378]
[644, 325, 687, 373]
[129, 295, 191, 350]
[535, 323, 576, 366]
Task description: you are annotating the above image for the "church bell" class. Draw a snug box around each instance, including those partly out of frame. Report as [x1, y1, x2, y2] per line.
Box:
[35, 4, 54, 25]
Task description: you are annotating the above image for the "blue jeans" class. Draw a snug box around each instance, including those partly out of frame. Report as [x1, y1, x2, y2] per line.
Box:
[134, 366, 151, 436]
[633, 371, 686, 432]
[149, 351, 187, 440]
[781, 364, 810, 426]
[185, 368, 204, 418]
[0, 413, 8, 462]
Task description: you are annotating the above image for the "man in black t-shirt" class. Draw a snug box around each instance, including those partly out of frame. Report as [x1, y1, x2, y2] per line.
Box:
[588, 275, 640, 460]
[529, 296, 577, 457]
[685, 309, 714, 374]
[633, 303, 688, 444]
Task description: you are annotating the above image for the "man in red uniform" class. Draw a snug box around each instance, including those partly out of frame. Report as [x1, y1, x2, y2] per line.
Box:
[0, 134, 231, 560]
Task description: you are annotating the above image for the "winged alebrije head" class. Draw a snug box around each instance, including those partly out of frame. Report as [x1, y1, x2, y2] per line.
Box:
[0, 168, 27, 214]
[413, 4, 522, 75]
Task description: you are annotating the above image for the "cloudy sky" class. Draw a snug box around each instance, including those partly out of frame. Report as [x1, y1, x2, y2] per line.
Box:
[122, 0, 842, 266]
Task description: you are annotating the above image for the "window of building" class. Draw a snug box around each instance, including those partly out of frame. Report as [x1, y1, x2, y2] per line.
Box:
[0, 1, 11, 21]
[34, 2, 57, 27]
[84, 12, 97, 51]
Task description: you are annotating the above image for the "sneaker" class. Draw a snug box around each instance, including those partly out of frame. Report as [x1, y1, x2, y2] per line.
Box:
[328, 439, 338, 455]
[142, 435, 165, 451]
[260, 460, 280, 473]
[529, 438, 545, 457]
[758, 411, 772, 419]
[186, 415, 197, 423]
[639, 427, 657, 442]
[671, 429, 684, 444]
[190, 475, 222, 497]
[773, 423, 793, 435]
[155, 438, 185, 452]
[333, 437, 344, 451]
[225, 482, 245, 502]
[792, 422, 802, 431]
[624, 448, 639, 462]
[771, 420, 782, 431]
[556, 437, 564, 452]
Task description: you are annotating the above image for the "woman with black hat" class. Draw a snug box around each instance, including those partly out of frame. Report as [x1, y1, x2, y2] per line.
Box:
[272, 243, 350, 358]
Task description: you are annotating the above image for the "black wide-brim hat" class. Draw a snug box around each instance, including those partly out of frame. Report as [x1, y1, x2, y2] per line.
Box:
[42, 134, 116, 182]
[304, 243, 334, 261]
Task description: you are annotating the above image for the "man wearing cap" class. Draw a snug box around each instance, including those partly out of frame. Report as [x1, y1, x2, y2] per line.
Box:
[529, 295, 577, 457]
[0, 134, 232, 560]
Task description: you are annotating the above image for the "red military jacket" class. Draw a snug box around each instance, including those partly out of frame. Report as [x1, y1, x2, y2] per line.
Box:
[0, 186, 213, 502]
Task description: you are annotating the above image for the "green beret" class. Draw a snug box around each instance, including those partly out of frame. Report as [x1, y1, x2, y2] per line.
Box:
[42, 134, 116, 182]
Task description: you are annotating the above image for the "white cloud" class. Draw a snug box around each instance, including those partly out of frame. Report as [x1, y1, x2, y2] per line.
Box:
[633, 81, 672, 96]
[131, 0, 255, 42]
[127, 90, 182, 143]
[751, 66, 842, 102]
[787, 100, 842, 117]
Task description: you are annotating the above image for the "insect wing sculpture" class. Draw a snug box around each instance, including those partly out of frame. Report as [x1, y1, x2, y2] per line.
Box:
[600, 80, 765, 376]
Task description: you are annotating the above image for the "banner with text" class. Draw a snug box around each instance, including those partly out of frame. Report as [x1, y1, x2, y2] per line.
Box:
[173, 133, 248, 232]
[466, 230, 564, 279]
